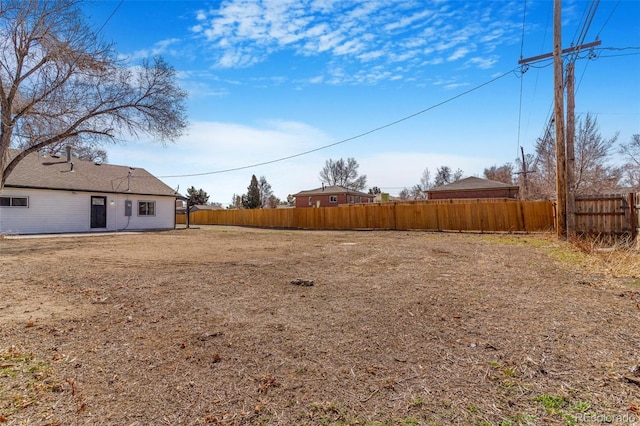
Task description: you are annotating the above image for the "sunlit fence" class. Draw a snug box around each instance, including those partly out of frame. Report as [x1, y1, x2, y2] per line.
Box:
[574, 193, 638, 239]
[177, 199, 555, 233]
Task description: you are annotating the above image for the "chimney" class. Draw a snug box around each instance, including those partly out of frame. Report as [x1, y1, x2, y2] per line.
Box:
[65, 145, 72, 162]
[322, 183, 325, 191]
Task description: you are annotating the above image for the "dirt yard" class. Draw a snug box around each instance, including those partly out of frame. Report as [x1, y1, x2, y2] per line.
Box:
[1, 227, 639, 425]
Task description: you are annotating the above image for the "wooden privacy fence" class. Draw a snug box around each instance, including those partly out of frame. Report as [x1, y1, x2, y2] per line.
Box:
[637, 193, 640, 240]
[574, 193, 638, 238]
[177, 199, 555, 233]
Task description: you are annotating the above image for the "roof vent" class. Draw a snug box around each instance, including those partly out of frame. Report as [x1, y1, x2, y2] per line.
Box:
[66, 145, 72, 162]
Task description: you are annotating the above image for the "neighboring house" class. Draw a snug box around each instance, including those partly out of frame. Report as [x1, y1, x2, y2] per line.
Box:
[292, 185, 375, 208]
[0, 148, 182, 235]
[427, 176, 519, 200]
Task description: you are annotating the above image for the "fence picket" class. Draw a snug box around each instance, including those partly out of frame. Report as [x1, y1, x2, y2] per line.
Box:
[177, 199, 555, 233]
[574, 194, 633, 236]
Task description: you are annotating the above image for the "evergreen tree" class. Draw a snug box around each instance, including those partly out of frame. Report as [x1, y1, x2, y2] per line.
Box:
[186, 186, 209, 205]
[242, 175, 261, 209]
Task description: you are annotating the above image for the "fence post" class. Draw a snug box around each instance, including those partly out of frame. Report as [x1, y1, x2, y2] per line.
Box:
[630, 192, 638, 242]
[519, 200, 527, 233]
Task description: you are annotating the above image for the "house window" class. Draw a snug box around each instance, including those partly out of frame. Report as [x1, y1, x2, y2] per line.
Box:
[138, 201, 156, 216]
[0, 196, 28, 207]
[308, 197, 313, 206]
[329, 195, 338, 203]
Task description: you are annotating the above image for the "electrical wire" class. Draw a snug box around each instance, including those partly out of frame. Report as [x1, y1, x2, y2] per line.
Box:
[519, 0, 527, 61]
[535, 0, 600, 151]
[517, 0, 528, 157]
[596, 0, 620, 38]
[153, 68, 519, 179]
[522, 1, 552, 152]
[96, 0, 125, 35]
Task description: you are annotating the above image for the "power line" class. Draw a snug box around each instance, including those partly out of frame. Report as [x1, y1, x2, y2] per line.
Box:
[517, 0, 528, 157]
[96, 0, 125, 35]
[596, 0, 621, 38]
[519, 0, 528, 61]
[155, 68, 519, 179]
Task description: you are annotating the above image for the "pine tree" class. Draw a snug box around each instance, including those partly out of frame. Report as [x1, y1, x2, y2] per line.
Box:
[242, 175, 261, 209]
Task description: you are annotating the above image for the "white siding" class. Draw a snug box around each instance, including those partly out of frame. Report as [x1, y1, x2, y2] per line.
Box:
[1, 188, 176, 235]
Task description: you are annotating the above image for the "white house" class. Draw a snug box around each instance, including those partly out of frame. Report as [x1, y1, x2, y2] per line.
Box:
[0, 148, 182, 235]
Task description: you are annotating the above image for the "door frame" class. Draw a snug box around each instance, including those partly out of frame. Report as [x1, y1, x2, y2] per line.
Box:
[90, 196, 107, 228]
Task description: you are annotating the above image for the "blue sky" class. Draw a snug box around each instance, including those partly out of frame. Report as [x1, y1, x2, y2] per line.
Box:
[81, 0, 640, 204]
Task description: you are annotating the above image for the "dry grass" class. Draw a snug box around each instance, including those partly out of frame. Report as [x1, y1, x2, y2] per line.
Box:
[1, 227, 639, 425]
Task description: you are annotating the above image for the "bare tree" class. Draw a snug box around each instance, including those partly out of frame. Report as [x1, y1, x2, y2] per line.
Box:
[258, 176, 273, 208]
[319, 157, 367, 191]
[572, 114, 621, 194]
[433, 166, 451, 187]
[229, 194, 243, 209]
[484, 163, 514, 184]
[410, 184, 426, 200]
[529, 114, 622, 198]
[398, 187, 411, 200]
[433, 166, 463, 187]
[529, 126, 557, 200]
[419, 167, 432, 191]
[20, 135, 109, 163]
[0, 0, 188, 187]
[266, 195, 279, 209]
[620, 134, 640, 189]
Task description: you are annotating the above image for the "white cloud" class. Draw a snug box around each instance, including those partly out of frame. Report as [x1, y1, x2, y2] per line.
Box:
[447, 47, 471, 61]
[185, 0, 523, 80]
[444, 82, 470, 90]
[123, 38, 182, 62]
[465, 57, 497, 70]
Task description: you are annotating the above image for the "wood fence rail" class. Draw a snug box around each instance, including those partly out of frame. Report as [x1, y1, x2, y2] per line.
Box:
[574, 193, 638, 238]
[177, 199, 555, 233]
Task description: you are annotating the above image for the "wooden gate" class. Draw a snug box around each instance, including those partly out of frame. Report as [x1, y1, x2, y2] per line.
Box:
[574, 194, 634, 236]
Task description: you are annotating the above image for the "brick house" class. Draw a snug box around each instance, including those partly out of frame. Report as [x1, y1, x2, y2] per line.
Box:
[293, 185, 375, 208]
[427, 176, 519, 200]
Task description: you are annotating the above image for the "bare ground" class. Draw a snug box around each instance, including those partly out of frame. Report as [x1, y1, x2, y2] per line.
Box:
[0, 227, 639, 425]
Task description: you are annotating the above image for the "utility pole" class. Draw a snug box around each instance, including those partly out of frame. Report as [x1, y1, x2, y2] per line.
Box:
[566, 63, 576, 236]
[516, 146, 535, 200]
[518, 0, 601, 240]
[553, 0, 567, 239]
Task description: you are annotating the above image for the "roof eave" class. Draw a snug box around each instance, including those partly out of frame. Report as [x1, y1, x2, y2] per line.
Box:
[3, 184, 180, 198]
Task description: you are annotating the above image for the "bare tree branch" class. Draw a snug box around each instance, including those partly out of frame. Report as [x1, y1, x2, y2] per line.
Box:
[319, 157, 367, 192]
[0, 0, 188, 187]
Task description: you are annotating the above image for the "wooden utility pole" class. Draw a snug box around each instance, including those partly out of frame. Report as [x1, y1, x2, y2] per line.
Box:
[519, 1, 600, 239]
[520, 146, 528, 200]
[553, 0, 567, 239]
[566, 63, 576, 236]
[517, 146, 535, 200]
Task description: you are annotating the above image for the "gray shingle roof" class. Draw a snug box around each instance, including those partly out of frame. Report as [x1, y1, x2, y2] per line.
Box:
[293, 185, 373, 197]
[4, 149, 180, 197]
[428, 176, 518, 192]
